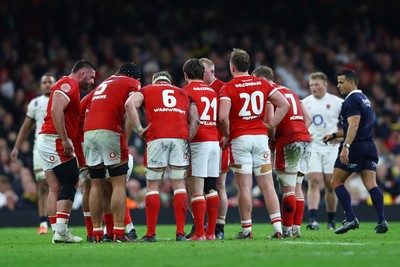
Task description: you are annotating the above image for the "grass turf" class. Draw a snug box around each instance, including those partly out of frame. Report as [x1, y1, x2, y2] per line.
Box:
[0, 223, 399, 267]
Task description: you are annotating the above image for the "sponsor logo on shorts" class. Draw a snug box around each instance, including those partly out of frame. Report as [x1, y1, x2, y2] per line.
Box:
[110, 152, 116, 159]
[49, 156, 56, 162]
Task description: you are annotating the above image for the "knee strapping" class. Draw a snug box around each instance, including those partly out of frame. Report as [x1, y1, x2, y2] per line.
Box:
[145, 167, 164, 180]
[53, 159, 79, 201]
[35, 171, 46, 181]
[253, 164, 272, 176]
[231, 164, 252, 174]
[88, 166, 107, 179]
[277, 173, 297, 186]
[296, 175, 304, 184]
[204, 178, 217, 193]
[107, 162, 129, 177]
[169, 168, 188, 179]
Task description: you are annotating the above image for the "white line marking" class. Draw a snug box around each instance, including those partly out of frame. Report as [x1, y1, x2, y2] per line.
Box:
[285, 241, 364, 246]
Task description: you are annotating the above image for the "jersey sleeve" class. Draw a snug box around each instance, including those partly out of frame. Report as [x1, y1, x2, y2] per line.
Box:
[345, 96, 362, 118]
[26, 99, 36, 120]
[54, 81, 75, 103]
[219, 84, 231, 101]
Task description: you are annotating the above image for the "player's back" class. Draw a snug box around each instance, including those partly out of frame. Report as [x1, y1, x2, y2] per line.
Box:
[273, 85, 311, 146]
[140, 82, 190, 141]
[84, 75, 140, 134]
[183, 81, 218, 143]
[220, 75, 273, 139]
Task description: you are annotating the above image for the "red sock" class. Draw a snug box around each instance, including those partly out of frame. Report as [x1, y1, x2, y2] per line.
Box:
[205, 191, 219, 236]
[293, 198, 305, 226]
[124, 205, 132, 226]
[48, 215, 57, 230]
[145, 191, 160, 236]
[191, 195, 206, 237]
[282, 193, 296, 227]
[113, 227, 125, 240]
[103, 213, 114, 238]
[173, 189, 188, 235]
[92, 227, 103, 238]
[83, 210, 93, 237]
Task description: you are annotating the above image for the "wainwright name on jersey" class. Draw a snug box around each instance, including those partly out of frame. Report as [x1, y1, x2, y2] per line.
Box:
[139, 82, 192, 141]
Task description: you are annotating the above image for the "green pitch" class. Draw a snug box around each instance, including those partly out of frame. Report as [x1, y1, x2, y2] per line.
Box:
[0, 223, 398, 267]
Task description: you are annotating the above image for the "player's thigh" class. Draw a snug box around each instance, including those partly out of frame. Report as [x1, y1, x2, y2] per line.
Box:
[37, 134, 75, 171]
[321, 149, 337, 174]
[169, 138, 190, 167]
[84, 130, 103, 167]
[307, 149, 324, 173]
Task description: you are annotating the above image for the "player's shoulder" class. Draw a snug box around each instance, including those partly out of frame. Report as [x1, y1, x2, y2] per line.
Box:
[54, 76, 78, 94]
[326, 92, 344, 102]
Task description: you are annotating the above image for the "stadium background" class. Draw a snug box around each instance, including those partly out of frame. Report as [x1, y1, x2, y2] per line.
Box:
[1, 0, 400, 226]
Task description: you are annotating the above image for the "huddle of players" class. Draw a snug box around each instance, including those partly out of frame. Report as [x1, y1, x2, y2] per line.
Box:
[29, 46, 386, 244]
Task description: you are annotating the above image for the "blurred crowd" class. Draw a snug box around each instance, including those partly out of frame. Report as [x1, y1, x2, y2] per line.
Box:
[1, 0, 400, 210]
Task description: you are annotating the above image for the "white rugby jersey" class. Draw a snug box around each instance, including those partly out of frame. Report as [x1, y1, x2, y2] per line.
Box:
[26, 95, 49, 146]
[302, 93, 343, 149]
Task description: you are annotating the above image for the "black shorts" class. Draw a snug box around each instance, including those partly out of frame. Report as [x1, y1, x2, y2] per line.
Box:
[334, 140, 378, 172]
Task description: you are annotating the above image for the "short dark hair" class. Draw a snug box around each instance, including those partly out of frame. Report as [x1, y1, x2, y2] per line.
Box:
[229, 48, 250, 72]
[251, 66, 274, 81]
[42, 72, 56, 80]
[182, 58, 204, 80]
[71, 59, 96, 73]
[337, 69, 359, 86]
[118, 62, 141, 79]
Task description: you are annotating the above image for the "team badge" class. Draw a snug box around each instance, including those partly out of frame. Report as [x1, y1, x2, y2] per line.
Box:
[326, 104, 331, 109]
[60, 83, 71, 93]
[110, 152, 116, 159]
[49, 156, 56, 162]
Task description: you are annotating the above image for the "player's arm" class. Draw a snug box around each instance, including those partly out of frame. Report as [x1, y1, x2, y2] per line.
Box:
[52, 91, 73, 155]
[10, 117, 36, 161]
[300, 102, 312, 128]
[264, 102, 276, 151]
[123, 114, 134, 142]
[125, 93, 147, 138]
[188, 102, 200, 141]
[218, 99, 231, 149]
[339, 115, 360, 164]
[266, 91, 289, 130]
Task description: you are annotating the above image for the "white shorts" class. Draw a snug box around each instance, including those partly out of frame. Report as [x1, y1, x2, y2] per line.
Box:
[275, 142, 311, 174]
[307, 148, 337, 174]
[37, 134, 76, 171]
[145, 138, 190, 168]
[33, 148, 46, 181]
[230, 135, 271, 174]
[190, 141, 220, 178]
[84, 130, 129, 167]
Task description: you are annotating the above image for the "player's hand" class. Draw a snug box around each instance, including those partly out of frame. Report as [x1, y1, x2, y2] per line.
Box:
[138, 123, 151, 139]
[221, 136, 230, 149]
[10, 148, 18, 161]
[339, 147, 349, 164]
[61, 139, 74, 156]
[322, 134, 335, 145]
